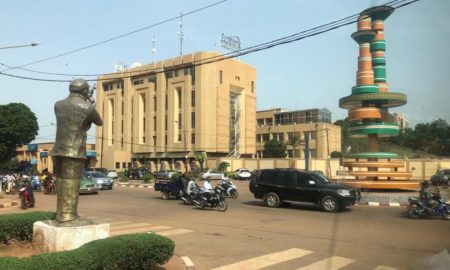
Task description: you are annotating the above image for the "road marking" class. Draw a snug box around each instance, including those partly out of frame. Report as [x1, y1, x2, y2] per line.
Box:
[110, 225, 171, 236]
[157, 229, 194, 236]
[368, 202, 380, 206]
[296, 256, 354, 270]
[210, 248, 312, 270]
[110, 222, 153, 231]
[374, 266, 400, 270]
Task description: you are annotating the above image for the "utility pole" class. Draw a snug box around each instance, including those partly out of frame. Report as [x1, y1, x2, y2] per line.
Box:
[305, 132, 310, 172]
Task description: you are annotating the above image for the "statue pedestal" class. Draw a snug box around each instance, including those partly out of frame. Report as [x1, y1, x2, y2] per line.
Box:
[33, 220, 109, 252]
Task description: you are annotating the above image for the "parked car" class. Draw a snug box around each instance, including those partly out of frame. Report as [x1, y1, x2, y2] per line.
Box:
[127, 168, 151, 180]
[249, 169, 360, 212]
[79, 177, 100, 194]
[431, 169, 450, 186]
[84, 167, 108, 175]
[155, 170, 177, 180]
[234, 168, 252, 180]
[107, 170, 118, 179]
[83, 171, 114, 190]
[199, 169, 223, 180]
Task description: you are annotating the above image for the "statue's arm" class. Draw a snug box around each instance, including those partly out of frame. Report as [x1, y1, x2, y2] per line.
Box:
[91, 109, 103, 126]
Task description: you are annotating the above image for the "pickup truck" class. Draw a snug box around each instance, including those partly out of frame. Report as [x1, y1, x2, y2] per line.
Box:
[155, 170, 177, 180]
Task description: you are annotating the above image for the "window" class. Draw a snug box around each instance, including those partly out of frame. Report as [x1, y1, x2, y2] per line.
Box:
[153, 136, 156, 146]
[257, 119, 264, 126]
[219, 70, 223, 84]
[177, 88, 182, 109]
[190, 67, 195, 85]
[266, 118, 273, 126]
[165, 94, 168, 110]
[122, 162, 126, 168]
[117, 82, 123, 89]
[262, 133, 270, 142]
[281, 171, 297, 185]
[153, 96, 157, 112]
[251, 81, 254, 93]
[184, 68, 189, 75]
[297, 172, 310, 187]
[174, 69, 179, 77]
[191, 90, 195, 107]
[165, 115, 167, 130]
[153, 116, 157, 132]
[191, 133, 195, 144]
[235, 76, 240, 81]
[261, 170, 278, 183]
[115, 162, 120, 169]
[133, 79, 144, 85]
[148, 75, 157, 84]
[191, 112, 195, 129]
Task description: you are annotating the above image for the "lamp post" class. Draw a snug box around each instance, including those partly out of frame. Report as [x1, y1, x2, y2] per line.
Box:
[0, 42, 40, 50]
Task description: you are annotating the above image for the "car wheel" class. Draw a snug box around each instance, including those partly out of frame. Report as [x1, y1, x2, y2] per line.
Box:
[321, 196, 339, 212]
[264, 192, 280, 208]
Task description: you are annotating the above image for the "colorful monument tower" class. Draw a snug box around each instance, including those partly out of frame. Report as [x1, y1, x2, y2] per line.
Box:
[339, 6, 415, 189]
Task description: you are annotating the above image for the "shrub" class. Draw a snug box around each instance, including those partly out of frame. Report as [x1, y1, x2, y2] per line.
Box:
[227, 172, 235, 179]
[0, 233, 175, 270]
[142, 172, 154, 183]
[218, 161, 230, 172]
[0, 211, 55, 244]
[118, 170, 129, 182]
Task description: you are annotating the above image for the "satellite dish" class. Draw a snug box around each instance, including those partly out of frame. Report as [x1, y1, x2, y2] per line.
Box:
[130, 62, 143, 68]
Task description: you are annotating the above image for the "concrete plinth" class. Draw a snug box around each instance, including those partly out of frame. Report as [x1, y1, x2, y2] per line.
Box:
[33, 219, 109, 252]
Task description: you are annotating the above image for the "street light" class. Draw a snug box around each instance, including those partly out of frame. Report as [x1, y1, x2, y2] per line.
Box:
[0, 42, 41, 50]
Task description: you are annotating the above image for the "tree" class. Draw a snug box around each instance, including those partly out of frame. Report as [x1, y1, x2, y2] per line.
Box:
[195, 152, 207, 171]
[286, 135, 303, 158]
[330, 151, 343, 158]
[218, 161, 230, 172]
[263, 139, 287, 158]
[0, 103, 39, 164]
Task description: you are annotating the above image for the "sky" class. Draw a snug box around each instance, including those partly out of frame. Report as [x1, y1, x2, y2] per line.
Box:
[1, 0, 449, 144]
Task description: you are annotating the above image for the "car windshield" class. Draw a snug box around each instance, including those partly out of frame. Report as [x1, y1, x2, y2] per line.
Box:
[90, 172, 107, 178]
[240, 169, 250, 173]
[311, 172, 330, 184]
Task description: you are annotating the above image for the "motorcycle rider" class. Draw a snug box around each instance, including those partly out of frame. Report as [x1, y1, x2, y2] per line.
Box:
[187, 177, 198, 196]
[419, 180, 438, 211]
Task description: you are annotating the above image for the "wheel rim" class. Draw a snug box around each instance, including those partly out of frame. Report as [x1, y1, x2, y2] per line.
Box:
[409, 207, 420, 218]
[267, 195, 278, 207]
[323, 198, 336, 211]
[217, 201, 227, 211]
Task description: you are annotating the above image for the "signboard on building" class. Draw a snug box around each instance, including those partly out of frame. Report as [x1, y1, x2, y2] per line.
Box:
[220, 33, 241, 54]
[28, 144, 38, 152]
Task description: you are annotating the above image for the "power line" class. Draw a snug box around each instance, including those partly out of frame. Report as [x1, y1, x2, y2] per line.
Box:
[0, 0, 419, 83]
[0, 0, 227, 74]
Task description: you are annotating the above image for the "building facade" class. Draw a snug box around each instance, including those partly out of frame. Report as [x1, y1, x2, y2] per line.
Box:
[15, 143, 97, 174]
[96, 51, 256, 171]
[256, 108, 341, 159]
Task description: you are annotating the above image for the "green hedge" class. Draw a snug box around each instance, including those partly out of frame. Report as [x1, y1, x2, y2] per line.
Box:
[0, 233, 175, 270]
[0, 211, 56, 244]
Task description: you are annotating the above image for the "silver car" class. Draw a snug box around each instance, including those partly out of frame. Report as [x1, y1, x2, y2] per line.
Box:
[83, 171, 114, 190]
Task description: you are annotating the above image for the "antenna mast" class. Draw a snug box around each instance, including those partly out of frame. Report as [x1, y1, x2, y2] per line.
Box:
[179, 12, 184, 56]
[152, 35, 157, 62]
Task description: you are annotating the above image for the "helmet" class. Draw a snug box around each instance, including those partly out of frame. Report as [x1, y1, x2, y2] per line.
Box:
[69, 78, 90, 93]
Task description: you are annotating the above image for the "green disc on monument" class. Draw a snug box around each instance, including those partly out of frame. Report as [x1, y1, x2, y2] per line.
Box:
[351, 85, 380, 95]
[349, 152, 398, 159]
[372, 57, 386, 65]
[371, 40, 386, 51]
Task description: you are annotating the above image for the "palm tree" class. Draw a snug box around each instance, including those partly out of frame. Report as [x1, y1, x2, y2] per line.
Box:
[287, 135, 303, 158]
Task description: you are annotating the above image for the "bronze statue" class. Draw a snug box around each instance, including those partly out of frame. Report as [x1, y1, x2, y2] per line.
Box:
[50, 78, 102, 224]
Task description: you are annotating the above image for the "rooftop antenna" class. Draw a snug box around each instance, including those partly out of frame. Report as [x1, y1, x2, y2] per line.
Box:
[152, 35, 157, 62]
[178, 12, 184, 56]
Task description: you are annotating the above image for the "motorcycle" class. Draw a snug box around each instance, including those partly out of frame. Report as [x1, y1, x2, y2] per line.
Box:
[192, 187, 228, 212]
[407, 194, 450, 220]
[216, 180, 238, 199]
[44, 179, 56, 194]
[180, 186, 202, 205]
[18, 184, 35, 209]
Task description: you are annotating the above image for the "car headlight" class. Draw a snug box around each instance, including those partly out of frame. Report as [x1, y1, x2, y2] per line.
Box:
[337, 189, 351, 196]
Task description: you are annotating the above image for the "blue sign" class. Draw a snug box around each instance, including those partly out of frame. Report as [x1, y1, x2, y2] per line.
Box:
[40, 152, 48, 158]
[86, 151, 97, 158]
[31, 158, 38, 165]
[28, 144, 38, 152]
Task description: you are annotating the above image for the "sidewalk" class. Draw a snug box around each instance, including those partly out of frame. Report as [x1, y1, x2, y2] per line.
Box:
[0, 193, 18, 208]
[358, 187, 450, 206]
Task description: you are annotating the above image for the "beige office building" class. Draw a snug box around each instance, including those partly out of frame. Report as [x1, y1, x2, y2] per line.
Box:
[256, 108, 341, 159]
[96, 51, 256, 171]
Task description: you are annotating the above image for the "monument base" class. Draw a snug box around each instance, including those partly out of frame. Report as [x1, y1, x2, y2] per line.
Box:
[33, 219, 110, 252]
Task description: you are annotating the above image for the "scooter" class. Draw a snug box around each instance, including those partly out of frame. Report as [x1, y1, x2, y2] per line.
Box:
[192, 187, 228, 212]
[216, 180, 238, 199]
[407, 194, 450, 220]
[18, 184, 35, 209]
[44, 179, 56, 194]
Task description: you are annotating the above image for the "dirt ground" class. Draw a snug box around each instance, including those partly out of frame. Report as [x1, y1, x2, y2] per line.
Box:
[0, 241, 42, 258]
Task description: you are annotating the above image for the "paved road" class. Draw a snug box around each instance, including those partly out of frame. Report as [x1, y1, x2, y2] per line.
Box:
[2, 180, 449, 270]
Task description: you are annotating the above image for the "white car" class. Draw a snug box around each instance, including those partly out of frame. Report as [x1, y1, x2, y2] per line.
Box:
[107, 170, 118, 179]
[200, 170, 224, 180]
[234, 168, 252, 180]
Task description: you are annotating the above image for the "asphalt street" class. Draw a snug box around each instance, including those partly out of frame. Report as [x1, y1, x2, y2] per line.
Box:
[1, 180, 449, 270]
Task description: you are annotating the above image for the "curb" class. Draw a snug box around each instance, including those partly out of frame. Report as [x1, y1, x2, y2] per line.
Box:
[357, 202, 409, 207]
[114, 184, 154, 188]
[0, 199, 18, 208]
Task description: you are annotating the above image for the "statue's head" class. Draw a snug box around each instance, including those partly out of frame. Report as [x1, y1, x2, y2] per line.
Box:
[69, 79, 90, 97]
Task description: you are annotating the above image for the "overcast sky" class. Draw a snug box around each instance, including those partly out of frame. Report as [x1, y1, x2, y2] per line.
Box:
[1, 0, 449, 144]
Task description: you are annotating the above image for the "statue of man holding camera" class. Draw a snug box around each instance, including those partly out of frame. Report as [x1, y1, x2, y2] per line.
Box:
[50, 78, 102, 224]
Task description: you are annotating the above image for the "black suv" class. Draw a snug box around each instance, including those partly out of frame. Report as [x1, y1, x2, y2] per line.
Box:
[249, 169, 360, 212]
[430, 169, 450, 186]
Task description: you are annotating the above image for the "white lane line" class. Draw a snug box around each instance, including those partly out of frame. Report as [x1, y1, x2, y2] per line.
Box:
[110, 225, 171, 236]
[296, 256, 354, 270]
[157, 229, 194, 236]
[210, 248, 312, 270]
[110, 223, 153, 231]
[374, 266, 400, 270]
